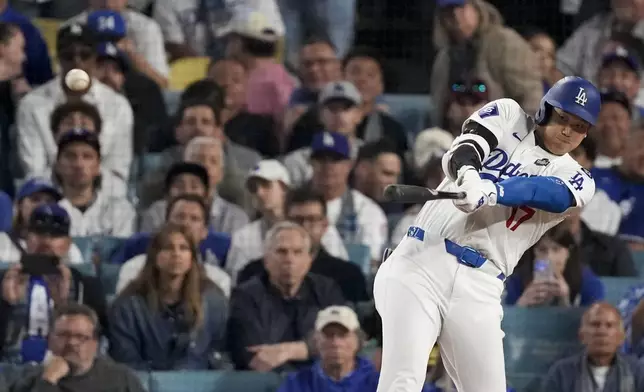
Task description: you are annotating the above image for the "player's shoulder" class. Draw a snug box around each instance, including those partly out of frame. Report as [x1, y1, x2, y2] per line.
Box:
[478, 98, 524, 117]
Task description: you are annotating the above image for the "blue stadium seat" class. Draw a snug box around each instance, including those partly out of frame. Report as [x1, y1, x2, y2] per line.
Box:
[94, 236, 126, 264]
[601, 277, 644, 306]
[633, 251, 644, 277]
[148, 371, 282, 392]
[382, 94, 432, 141]
[502, 307, 584, 391]
[163, 90, 181, 116]
[71, 236, 94, 264]
[0, 261, 12, 270]
[99, 263, 122, 295]
[136, 371, 151, 392]
[73, 262, 96, 277]
[345, 243, 371, 276]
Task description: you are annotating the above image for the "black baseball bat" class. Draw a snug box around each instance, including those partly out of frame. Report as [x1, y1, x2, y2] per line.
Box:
[383, 184, 466, 203]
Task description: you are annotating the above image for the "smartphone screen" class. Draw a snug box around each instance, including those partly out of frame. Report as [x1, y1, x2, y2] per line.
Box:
[20, 254, 61, 276]
[533, 259, 553, 282]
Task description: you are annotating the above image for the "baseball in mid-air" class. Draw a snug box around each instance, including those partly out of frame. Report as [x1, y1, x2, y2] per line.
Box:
[64, 68, 90, 91]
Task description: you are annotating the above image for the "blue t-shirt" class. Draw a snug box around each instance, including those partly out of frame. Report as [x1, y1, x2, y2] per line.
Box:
[592, 167, 644, 243]
[504, 265, 604, 306]
[0, 7, 53, 86]
[113, 231, 231, 266]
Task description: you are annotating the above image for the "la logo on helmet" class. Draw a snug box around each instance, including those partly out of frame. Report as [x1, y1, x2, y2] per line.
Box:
[574, 87, 587, 107]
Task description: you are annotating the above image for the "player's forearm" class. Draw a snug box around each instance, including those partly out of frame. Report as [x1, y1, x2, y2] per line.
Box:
[494, 176, 574, 213]
[442, 121, 498, 180]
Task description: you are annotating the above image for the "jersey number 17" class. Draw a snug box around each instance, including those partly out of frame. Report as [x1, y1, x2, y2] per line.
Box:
[506, 206, 535, 231]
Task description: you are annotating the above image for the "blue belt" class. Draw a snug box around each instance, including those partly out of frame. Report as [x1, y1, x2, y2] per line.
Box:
[444, 239, 506, 281]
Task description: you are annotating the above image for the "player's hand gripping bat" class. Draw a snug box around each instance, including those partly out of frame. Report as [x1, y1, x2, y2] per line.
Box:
[383, 184, 466, 203]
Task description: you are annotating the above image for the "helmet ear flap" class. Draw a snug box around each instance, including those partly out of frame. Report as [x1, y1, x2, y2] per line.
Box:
[535, 101, 552, 125]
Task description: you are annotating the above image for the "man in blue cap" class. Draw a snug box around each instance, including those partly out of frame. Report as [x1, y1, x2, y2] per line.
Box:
[596, 46, 644, 123]
[65, 0, 169, 87]
[431, 0, 542, 125]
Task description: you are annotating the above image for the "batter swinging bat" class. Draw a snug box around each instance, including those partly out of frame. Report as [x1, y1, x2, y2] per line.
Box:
[383, 184, 466, 203]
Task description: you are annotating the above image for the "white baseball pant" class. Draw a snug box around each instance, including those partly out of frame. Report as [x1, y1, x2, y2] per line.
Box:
[373, 233, 507, 392]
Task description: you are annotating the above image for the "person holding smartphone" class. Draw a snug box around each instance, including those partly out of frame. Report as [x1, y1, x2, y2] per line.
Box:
[0, 204, 107, 364]
[504, 224, 605, 307]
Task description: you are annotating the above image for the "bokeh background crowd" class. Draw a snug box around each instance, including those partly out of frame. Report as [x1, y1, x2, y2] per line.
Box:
[0, 0, 643, 391]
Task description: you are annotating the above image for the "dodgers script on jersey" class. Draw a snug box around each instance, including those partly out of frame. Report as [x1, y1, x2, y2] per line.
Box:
[412, 99, 595, 277]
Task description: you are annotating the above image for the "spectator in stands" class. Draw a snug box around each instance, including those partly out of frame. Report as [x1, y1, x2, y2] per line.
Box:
[284, 36, 342, 132]
[391, 128, 454, 245]
[228, 222, 345, 372]
[593, 129, 644, 250]
[597, 46, 644, 123]
[0, 178, 84, 264]
[141, 142, 249, 234]
[431, 0, 541, 125]
[352, 140, 402, 215]
[48, 100, 127, 197]
[558, 0, 644, 84]
[10, 303, 145, 392]
[343, 51, 408, 154]
[277, 305, 387, 392]
[110, 224, 229, 370]
[116, 195, 232, 297]
[0, 0, 52, 86]
[308, 131, 388, 263]
[54, 129, 135, 237]
[94, 41, 169, 155]
[443, 78, 490, 136]
[594, 90, 632, 168]
[17, 23, 134, 181]
[208, 58, 280, 157]
[153, 0, 283, 61]
[0, 22, 29, 100]
[541, 302, 644, 391]
[569, 137, 623, 236]
[521, 27, 563, 93]
[505, 224, 605, 307]
[67, 2, 169, 87]
[284, 82, 365, 186]
[226, 160, 290, 282]
[0, 204, 107, 363]
[238, 188, 366, 301]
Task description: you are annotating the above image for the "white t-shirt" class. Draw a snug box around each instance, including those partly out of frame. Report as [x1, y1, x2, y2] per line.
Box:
[59, 190, 136, 238]
[0, 233, 85, 265]
[412, 99, 595, 277]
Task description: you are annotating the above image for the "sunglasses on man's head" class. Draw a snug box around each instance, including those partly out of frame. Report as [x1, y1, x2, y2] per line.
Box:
[451, 81, 488, 95]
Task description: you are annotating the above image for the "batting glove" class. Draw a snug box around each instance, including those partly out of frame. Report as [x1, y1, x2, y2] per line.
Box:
[453, 167, 498, 213]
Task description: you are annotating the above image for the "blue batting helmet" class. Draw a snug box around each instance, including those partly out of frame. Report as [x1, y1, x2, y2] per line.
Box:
[535, 76, 601, 126]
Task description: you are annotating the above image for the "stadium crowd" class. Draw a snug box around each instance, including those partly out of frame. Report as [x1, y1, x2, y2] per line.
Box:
[0, 0, 642, 391]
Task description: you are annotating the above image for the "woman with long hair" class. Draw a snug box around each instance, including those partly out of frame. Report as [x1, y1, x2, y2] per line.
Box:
[109, 224, 228, 370]
[505, 224, 604, 307]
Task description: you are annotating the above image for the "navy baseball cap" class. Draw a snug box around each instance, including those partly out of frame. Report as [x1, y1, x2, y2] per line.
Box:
[17, 178, 62, 202]
[87, 10, 127, 40]
[601, 47, 641, 72]
[57, 129, 101, 156]
[57, 23, 97, 51]
[438, 0, 466, 6]
[97, 42, 129, 72]
[164, 162, 210, 193]
[311, 131, 351, 160]
[28, 204, 71, 237]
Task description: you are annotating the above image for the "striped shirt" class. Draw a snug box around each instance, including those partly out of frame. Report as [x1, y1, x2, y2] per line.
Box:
[16, 77, 134, 180]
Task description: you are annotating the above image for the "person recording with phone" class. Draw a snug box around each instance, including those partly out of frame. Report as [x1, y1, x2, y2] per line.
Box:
[0, 204, 107, 364]
[504, 224, 605, 307]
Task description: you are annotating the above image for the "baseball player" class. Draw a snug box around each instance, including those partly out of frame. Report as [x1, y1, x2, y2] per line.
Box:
[373, 76, 601, 392]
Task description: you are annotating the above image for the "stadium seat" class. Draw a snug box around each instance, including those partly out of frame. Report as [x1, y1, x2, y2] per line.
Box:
[601, 277, 644, 306]
[381, 94, 432, 140]
[73, 262, 96, 277]
[345, 243, 371, 276]
[32, 18, 61, 67]
[502, 306, 584, 391]
[168, 57, 210, 91]
[99, 263, 121, 295]
[71, 236, 94, 263]
[94, 236, 126, 264]
[136, 371, 151, 392]
[633, 251, 644, 277]
[0, 261, 12, 270]
[148, 371, 282, 392]
[163, 90, 181, 116]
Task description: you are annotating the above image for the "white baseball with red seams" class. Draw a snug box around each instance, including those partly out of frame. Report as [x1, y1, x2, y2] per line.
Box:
[64, 69, 90, 91]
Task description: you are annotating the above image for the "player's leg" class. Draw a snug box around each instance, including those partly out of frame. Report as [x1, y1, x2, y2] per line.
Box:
[438, 266, 507, 392]
[373, 256, 442, 392]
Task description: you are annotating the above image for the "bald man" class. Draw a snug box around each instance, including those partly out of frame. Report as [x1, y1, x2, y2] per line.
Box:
[541, 302, 644, 392]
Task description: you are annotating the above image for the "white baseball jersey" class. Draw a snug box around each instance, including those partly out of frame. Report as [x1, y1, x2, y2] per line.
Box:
[412, 98, 595, 277]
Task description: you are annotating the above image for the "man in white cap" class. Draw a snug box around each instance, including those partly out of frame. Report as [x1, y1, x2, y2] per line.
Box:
[225, 159, 291, 281]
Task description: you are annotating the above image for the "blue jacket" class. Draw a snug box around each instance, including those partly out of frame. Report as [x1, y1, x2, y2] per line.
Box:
[0, 6, 53, 86]
[504, 265, 604, 306]
[278, 357, 432, 392]
[0, 191, 11, 232]
[113, 231, 231, 266]
[108, 287, 228, 370]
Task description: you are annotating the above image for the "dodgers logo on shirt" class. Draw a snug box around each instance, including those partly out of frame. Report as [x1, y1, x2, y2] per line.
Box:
[478, 103, 499, 119]
[480, 148, 536, 182]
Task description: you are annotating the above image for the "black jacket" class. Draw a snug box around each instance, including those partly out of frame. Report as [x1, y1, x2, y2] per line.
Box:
[579, 222, 637, 277]
[227, 272, 345, 371]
